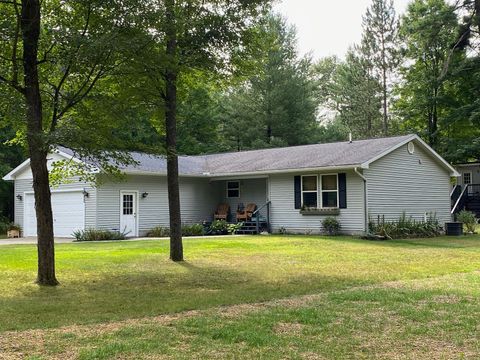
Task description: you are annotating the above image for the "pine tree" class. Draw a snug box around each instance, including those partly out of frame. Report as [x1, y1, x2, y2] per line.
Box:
[362, 0, 399, 136]
[220, 15, 318, 150]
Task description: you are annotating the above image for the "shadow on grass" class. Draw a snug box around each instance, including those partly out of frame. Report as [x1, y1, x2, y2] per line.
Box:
[0, 261, 363, 333]
[40, 273, 480, 360]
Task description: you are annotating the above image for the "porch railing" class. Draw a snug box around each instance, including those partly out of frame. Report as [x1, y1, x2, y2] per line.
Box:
[467, 184, 480, 199]
[253, 200, 271, 233]
[450, 185, 462, 206]
[451, 184, 480, 214]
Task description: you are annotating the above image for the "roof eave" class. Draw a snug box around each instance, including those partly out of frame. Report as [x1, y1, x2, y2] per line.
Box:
[207, 164, 361, 178]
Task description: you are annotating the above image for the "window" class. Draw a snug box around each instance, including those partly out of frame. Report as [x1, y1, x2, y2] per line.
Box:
[227, 181, 240, 198]
[407, 141, 415, 154]
[301, 175, 318, 208]
[300, 174, 339, 209]
[122, 194, 134, 215]
[463, 172, 472, 185]
[321, 174, 338, 208]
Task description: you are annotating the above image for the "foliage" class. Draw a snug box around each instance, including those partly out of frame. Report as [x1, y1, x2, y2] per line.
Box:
[278, 226, 287, 235]
[227, 222, 244, 235]
[219, 15, 318, 150]
[146, 224, 205, 237]
[457, 210, 478, 234]
[0, 216, 9, 234]
[0, 127, 24, 220]
[369, 212, 443, 239]
[146, 226, 171, 238]
[321, 217, 341, 235]
[315, 48, 383, 138]
[395, 0, 463, 148]
[181, 224, 205, 237]
[209, 220, 229, 234]
[0, 217, 20, 234]
[6, 223, 21, 232]
[72, 229, 127, 242]
[361, 0, 399, 135]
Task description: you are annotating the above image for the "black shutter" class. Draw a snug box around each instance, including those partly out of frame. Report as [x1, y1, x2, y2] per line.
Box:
[338, 173, 347, 209]
[294, 176, 301, 209]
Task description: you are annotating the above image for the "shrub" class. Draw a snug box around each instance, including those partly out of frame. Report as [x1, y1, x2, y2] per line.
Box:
[147, 224, 205, 237]
[209, 220, 229, 234]
[73, 229, 127, 242]
[457, 210, 478, 234]
[7, 223, 21, 232]
[227, 222, 243, 235]
[0, 216, 10, 234]
[321, 217, 341, 235]
[181, 223, 204, 236]
[146, 226, 170, 237]
[368, 212, 442, 239]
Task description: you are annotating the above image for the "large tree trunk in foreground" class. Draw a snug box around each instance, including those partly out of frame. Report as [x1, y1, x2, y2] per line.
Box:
[21, 0, 58, 285]
[475, 0, 480, 34]
[165, 0, 183, 262]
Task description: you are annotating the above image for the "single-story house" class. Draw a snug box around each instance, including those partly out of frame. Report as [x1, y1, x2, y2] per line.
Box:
[3, 134, 459, 237]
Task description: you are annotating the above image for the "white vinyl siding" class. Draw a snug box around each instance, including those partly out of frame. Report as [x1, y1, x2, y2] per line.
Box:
[269, 170, 365, 234]
[96, 175, 220, 236]
[455, 165, 480, 187]
[216, 178, 268, 221]
[364, 143, 452, 224]
[14, 178, 96, 232]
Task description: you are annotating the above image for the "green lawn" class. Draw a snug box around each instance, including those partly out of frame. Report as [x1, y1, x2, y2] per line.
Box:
[1, 234, 480, 359]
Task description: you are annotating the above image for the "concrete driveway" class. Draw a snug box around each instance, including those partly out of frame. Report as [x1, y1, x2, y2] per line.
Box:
[0, 237, 74, 246]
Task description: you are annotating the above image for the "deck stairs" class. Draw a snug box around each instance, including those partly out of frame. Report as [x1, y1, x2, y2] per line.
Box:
[451, 184, 480, 218]
[236, 220, 269, 235]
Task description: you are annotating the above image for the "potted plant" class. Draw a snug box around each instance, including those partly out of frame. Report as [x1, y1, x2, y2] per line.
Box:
[7, 223, 22, 238]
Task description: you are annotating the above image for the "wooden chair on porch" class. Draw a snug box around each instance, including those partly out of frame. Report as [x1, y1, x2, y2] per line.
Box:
[236, 203, 257, 222]
[214, 203, 230, 221]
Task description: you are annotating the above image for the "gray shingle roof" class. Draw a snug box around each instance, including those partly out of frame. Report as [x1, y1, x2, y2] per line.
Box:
[60, 135, 415, 177]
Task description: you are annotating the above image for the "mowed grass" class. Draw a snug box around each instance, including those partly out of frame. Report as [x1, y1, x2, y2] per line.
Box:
[1, 234, 480, 358]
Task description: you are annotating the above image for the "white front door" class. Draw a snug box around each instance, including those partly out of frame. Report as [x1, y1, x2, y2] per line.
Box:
[120, 192, 137, 237]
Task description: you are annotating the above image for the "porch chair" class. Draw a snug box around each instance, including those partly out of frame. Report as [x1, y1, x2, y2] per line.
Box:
[214, 203, 230, 220]
[236, 203, 257, 222]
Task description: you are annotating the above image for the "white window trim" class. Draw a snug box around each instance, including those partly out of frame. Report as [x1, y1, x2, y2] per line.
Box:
[320, 173, 339, 209]
[463, 171, 472, 185]
[301, 175, 319, 208]
[226, 181, 240, 198]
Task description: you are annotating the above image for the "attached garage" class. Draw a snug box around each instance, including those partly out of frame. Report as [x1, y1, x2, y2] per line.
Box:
[24, 190, 85, 237]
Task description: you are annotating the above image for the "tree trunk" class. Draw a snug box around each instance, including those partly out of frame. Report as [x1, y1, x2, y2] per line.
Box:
[266, 124, 272, 143]
[431, 88, 438, 148]
[21, 0, 58, 285]
[382, 66, 388, 136]
[475, 0, 480, 34]
[165, 0, 183, 262]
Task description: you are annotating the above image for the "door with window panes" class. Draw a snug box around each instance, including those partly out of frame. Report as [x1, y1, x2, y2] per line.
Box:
[120, 192, 137, 236]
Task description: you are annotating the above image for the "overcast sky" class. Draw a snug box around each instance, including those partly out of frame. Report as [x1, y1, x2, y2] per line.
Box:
[274, 0, 412, 59]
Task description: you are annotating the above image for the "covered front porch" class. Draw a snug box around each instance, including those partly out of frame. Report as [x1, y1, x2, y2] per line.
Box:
[209, 176, 271, 234]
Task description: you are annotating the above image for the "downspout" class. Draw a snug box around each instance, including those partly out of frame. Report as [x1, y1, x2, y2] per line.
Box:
[354, 167, 368, 234]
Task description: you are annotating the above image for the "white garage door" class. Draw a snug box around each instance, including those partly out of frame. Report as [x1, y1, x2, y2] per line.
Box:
[24, 191, 85, 237]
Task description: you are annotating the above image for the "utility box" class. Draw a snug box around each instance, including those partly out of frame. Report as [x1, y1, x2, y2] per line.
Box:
[445, 222, 463, 236]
